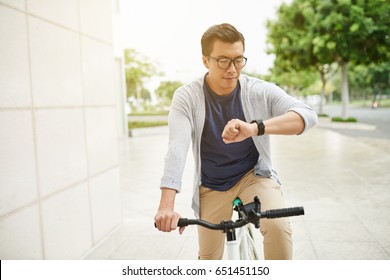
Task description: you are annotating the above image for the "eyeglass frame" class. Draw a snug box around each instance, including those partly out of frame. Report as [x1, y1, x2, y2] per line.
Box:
[206, 56, 248, 69]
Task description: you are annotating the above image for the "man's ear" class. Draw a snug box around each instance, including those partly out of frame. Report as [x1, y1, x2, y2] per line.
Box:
[202, 56, 209, 69]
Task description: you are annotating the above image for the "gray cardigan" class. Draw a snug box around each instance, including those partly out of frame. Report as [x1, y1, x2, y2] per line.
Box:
[160, 74, 318, 217]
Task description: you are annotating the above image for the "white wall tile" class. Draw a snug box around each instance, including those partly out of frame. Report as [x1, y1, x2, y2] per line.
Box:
[82, 37, 115, 106]
[79, 0, 113, 43]
[35, 109, 87, 197]
[28, 16, 83, 107]
[90, 168, 122, 242]
[0, 0, 25, 10]
[27, 0, 79, 31]
[0, 205, 43, 259]
[0, 5, 31, 108]
[85, 107, 118, 175]
[0, 111, 37, 216]
[41, 183, 92, 259]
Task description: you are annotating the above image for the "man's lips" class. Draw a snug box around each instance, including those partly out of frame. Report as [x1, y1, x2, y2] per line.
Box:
[224, 76, 237, 80]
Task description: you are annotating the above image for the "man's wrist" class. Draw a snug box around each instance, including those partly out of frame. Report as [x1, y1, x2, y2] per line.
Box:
[159, 188, 177, 210]
[250, 122, 258, 136]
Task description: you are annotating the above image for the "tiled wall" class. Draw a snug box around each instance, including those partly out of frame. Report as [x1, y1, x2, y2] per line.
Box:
[0, 0, 123, 259]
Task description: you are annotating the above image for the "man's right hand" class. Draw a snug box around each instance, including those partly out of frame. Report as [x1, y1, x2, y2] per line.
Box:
[154, 209, 185, 234]
[154, 188, 185, 234]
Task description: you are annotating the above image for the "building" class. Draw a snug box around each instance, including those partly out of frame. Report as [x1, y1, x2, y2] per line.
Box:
[0, 0, 126, 259]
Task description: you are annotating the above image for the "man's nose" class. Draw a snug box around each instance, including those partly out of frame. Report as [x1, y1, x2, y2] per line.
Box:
[226, 61, 237, 72]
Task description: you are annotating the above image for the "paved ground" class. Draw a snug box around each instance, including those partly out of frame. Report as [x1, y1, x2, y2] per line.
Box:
[84, 119, 390, 260]
[322, 105, 390, 139]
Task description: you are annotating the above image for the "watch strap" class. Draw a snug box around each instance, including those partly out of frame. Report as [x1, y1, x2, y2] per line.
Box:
[250, 119, 265, 136]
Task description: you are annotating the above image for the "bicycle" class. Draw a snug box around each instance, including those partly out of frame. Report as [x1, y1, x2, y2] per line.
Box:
[177, 196, 304, 260]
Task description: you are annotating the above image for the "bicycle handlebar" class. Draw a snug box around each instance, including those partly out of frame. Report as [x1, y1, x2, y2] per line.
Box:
[177, 217, 248, 230]
[154, 196, 305, 232]
[177, 206, 304, 231]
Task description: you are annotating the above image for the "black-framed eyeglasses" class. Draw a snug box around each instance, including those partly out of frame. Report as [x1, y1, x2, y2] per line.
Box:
[207, 56, 247, 69]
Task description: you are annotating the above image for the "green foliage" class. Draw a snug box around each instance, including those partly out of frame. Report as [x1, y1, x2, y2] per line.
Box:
[270, 69, 318, 95]
[311, 0, 389, 65]
[331, 116, 358, 122]
[128, 121, 167, 129]
[268, 0, 389, 71]
[370, 62, 390, 94]
[318, 113, 329, 118]
[266, 0, 390, 117]
[124, 48, 162, 100]
[155, 80, 183, 105]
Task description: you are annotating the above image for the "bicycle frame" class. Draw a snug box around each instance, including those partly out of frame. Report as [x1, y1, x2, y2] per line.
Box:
[226, 199, 261, 260]
[226, 224, 259, 260]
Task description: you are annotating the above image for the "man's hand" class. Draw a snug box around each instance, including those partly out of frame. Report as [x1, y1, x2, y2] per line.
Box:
[154, 208, 185, 234]
[221, 119, 258, 144]
[154, 188, 185, 234]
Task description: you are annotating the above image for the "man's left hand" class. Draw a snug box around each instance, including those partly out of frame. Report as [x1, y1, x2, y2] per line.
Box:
[221, 119, 258, 144]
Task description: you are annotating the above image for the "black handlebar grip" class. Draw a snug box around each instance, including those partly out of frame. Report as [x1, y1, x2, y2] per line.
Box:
[177, 218, 189, 227]
[154, 218, 189, 228]
[264, 207, 304, 219]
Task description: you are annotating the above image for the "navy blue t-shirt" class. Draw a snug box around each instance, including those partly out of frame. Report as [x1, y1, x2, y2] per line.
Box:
[200, 77, 259, 191]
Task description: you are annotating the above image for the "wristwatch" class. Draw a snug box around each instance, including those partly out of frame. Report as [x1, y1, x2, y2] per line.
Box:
[250, 120, 265, 136]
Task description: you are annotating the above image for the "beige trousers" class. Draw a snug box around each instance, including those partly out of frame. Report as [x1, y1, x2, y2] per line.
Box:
[198, 171, 292, 260]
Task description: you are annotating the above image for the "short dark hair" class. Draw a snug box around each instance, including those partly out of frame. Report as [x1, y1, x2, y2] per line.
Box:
[201, 23, 245, 56]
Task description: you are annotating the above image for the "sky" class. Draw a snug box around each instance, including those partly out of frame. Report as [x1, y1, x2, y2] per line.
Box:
[119, 0, 291, 85]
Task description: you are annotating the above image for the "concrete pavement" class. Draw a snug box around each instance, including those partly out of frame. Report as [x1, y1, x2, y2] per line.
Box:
[84, 119, 390, 260]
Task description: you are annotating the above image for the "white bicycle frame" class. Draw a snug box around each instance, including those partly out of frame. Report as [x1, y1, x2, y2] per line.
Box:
[226, 224, 260, 260]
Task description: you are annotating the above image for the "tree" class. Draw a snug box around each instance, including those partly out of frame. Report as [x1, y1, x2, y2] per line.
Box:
[267, 0, 390, 118]
[267, 0, 335, 114]
[123, 48, 160, 100]
[308, 0, 389, 118]
[370, 61, 390, 97]
[269, 68, 318, 97]
[155, 80, 183, 106]
[348, 64, 372, 100]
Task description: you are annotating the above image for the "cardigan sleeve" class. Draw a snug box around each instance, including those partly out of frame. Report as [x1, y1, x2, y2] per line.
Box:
[249, 79, 318, 134]
[160, 87, 192, 193]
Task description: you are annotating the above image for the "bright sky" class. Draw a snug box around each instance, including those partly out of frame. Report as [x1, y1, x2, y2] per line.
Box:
[119, 0, 291, 84]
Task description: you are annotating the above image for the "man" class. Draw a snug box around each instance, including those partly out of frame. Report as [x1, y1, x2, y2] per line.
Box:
[154, 23, 318, 260]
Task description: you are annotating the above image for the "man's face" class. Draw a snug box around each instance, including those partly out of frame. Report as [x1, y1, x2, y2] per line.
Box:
[202, 40, 245, 96]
